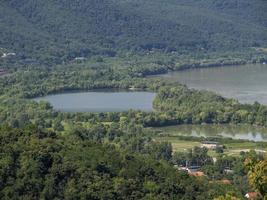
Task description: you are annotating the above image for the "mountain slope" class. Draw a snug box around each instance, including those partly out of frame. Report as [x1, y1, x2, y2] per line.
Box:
[0, 0, 266, 63]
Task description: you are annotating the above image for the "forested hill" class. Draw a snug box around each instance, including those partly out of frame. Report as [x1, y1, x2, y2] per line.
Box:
[1, 0, 267, 63]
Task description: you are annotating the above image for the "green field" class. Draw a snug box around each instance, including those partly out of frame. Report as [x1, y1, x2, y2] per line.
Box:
[155, 137, 201, 152]
[154, 135, 267, 157]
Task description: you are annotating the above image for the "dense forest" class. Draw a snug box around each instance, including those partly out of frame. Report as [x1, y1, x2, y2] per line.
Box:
[1, 0, 267, 199]
[0, 0, 267, 64]
[2, 126, 260, 199]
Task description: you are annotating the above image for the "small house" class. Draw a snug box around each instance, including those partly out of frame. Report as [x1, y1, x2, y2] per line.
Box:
[1, 53, 7, 58]
[188, 171, 205, 177]
[74, 57, 86, 62]
[201, 141, 219, 150]
[1, 52, 16, 58]
[224, 168, 234, 174]
[7, 52, 16, 56]
[187, 166, 201, 173]
[175, 165, 201, 173]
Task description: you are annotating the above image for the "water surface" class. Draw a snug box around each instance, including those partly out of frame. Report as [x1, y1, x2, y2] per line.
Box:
[154, 124, 267, 142]
[34, 91, 156, 112]
[154, 64, 267, 104]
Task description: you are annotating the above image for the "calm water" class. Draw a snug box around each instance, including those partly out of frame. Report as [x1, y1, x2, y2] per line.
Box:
[156, 124, 267, 142]
[155, 64, 267, 104]
[34, 91, 156, 112]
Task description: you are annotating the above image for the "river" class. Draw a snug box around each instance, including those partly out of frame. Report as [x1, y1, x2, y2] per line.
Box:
[153, 124, 267, 142]
[154, 64, 267, 104]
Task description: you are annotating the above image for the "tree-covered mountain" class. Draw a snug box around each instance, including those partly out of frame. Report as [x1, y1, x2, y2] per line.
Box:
[0, 0, 266, 63]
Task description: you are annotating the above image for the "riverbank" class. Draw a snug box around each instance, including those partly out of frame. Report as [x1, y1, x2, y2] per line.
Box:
[136, 52, 267, 77]
[153, 135, 267, 157]
[150, 64, 267, 105]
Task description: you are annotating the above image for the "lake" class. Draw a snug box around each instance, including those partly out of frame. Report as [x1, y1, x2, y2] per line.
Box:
[154, 124, 267, 142]
[154, 64, 267, 104]
[34, 91, 156, 112]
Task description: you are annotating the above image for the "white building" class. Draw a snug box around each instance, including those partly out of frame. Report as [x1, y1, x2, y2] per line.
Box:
[201, 141, 220, 150]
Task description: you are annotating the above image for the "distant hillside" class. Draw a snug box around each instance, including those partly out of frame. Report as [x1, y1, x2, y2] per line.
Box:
[0, 0, 267, 63]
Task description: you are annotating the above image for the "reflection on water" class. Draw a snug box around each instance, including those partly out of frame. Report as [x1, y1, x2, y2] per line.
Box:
[158, 124, 267, 142]
[154, 64, 267, 104]
[34, 91, 156, 112]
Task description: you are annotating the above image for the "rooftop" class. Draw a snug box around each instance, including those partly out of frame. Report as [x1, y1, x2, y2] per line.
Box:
[245, 192, 258, 199]
[189, 171, 205, 177]
[202, 141, 218, 144]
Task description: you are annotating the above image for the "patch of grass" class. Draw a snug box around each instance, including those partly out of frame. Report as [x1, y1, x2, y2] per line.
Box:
[224, 142, 267, 156]
[155, 136, 267, 157]
[155, 137, 201, 152]
[225, 142, 259, 149]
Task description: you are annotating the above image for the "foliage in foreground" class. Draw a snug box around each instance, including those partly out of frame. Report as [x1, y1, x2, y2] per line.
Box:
[0, 126, 243, 200]
[245, 158, 267, 199]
